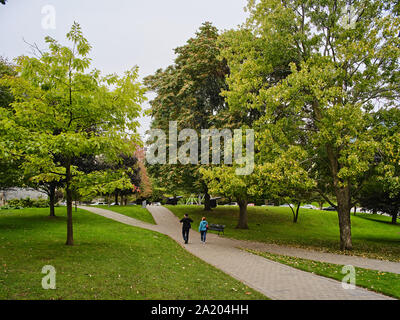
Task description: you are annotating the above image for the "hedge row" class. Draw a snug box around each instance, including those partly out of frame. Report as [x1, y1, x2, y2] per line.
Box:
[5, 197, 49, 208]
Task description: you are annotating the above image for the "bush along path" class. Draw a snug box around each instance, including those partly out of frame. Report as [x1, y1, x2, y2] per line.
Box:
[81, 205, 394, 300]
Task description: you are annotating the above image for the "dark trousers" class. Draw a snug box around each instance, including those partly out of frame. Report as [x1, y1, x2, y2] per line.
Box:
[182, 228, 190, 243]
[200, 230, 207, 242]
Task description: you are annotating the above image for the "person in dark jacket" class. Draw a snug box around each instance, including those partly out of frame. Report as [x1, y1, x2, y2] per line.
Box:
[180, 214, 193, 244]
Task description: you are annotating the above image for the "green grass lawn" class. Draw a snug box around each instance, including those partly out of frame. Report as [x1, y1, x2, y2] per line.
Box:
[0, 207, 266, 300]
[93, 205, 156, 224]
[167, 205, 400, 261]
[248, 249, 400, 299]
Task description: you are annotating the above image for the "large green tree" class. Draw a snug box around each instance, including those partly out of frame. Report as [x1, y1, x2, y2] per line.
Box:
[221, 0, 400, 250]
[201, 164, 259, 229]
[357, 108, 400, 224]
[1, 22, 146, 245]
[257, 147, 316, 223]
[0, 57, 25, 190]
[358, 177, 400, 224]
[144, 22, 229, 211]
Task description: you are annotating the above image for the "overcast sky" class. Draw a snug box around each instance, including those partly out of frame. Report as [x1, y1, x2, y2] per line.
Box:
[0, 0, 249, 138]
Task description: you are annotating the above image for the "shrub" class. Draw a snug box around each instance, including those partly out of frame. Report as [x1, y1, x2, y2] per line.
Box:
[7, 199, 21, 207]
[33, 199, 50, 208]
[0, 205, 23, 210]
[6, 197, 49, 208]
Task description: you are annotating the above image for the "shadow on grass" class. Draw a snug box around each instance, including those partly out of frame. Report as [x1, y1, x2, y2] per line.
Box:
[353, 236, 400, 245]
[0, 215, 67, 230]
[356, 215, 400, 227]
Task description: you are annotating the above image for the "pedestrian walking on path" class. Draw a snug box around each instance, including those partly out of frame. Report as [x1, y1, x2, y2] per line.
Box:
[199, 217, 208, 244]
[180, 214, 193, 244]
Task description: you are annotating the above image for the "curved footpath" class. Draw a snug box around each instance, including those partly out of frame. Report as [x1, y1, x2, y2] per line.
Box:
[80, 205, 397, 300]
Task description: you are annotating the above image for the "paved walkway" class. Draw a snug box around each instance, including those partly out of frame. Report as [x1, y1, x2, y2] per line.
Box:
[239, 241, 400, 275]
[80, 205, 395, 300]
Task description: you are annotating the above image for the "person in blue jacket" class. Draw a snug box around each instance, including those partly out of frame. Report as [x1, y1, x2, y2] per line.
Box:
[199, 217, 208, 244]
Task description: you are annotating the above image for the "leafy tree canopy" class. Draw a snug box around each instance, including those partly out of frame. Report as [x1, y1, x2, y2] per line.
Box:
[220, 0, 400, 250]
[0, 22, 146, 244]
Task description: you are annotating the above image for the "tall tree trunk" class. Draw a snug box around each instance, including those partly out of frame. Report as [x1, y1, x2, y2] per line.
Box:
[290, 202, 300, 223]
[49, 183, 56, 217]
[115, 191, 119, 205]
[392, 212, 398, 225]
[204, 192, 212, 211]
[336, 188, 352, 251]
[65, 162, 74, 246]
[236, 199, 249, 229]
[326, 142, 353, 251]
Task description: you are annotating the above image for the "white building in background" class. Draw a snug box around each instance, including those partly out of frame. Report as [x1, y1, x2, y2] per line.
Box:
[0, 188, 47, 205]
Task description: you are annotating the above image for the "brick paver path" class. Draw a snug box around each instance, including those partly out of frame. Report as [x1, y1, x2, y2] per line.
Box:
[240, 241, 400, 274]
[81, 205, 395, 300]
